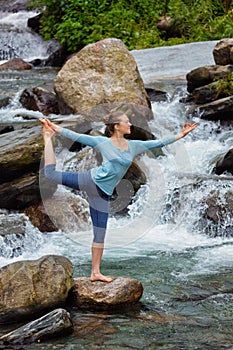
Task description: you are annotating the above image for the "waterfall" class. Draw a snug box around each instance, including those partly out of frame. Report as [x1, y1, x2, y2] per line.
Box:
[0, 11, 52, 62]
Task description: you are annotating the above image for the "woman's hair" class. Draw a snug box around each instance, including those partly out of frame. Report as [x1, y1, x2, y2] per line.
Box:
[104, 111, 125, 137]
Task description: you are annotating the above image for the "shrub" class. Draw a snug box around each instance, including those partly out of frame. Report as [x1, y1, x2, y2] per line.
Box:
[29, 0, 233, 52]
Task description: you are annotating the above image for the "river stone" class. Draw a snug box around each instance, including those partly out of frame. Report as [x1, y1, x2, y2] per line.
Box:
[0, 213, 27, 237]
[186, 64, 233, 93]
[0, 308, 73, 344]
[0, 58, 31, 71]
[54, 38, 150, 115]
[23, 202, 58, 232]
[0, 255, 74, 324]
[189, 95, 233, 121]
[206, 190, 233, 223]
[0, 94, 10, 108]
[68, 276, 143, 310]
[213, 38, 233, 65]
[215, 148, 233, 175]
[28, 192, 91, 233]
[19, 87, 59, 116]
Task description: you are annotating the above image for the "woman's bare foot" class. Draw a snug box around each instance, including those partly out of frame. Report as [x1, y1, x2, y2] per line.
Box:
[90, 272, 113, 283]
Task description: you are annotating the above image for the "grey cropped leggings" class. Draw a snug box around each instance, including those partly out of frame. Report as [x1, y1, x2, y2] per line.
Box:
[44, 164, 110, 244]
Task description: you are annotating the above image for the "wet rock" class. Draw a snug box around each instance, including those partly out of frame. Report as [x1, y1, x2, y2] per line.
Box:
[0, 174, 40, 210]
[0, 58, 31, 71]
[0, 171, 57, 210]
[54, 38, 151, 114]
[214, 148, 233, 175]
[0, 126, 57, 210]
[19, 87, 59, 116]
[0, 308, 73, 344]
[0, 125, 14, 134]
[27, 13, 42, 34]
[0, 125, 44, 184]
[0, 212, 41, 259]
[68, 276, 143, 310]
[0, 213, 27, 237]
[205, 189, 233, 227]
[186, 64, 233, 93]
[0, 94, 11, 108]
[188, 82, 221, 104]
[23, 202, 58, 232]
[0, 255, 74, 324]
[29, 40, 68, 68]
[190, 95, 233, 121]
[146, 88, 167, 102]
[24, 192, 91, 233]
[213, 38, 233, 65]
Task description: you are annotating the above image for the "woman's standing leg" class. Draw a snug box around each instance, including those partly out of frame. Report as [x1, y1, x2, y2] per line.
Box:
[89, 206, 112, 282]
[84, 178, 112, 283]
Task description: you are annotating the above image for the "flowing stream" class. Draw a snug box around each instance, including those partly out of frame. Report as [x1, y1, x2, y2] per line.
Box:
[0, 10, 233, 350]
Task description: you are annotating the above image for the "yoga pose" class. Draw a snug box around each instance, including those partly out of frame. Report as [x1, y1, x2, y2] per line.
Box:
[40, 111, 198, 282]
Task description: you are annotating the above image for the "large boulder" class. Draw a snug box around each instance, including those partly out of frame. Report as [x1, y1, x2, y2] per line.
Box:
[0, 255, 74, 324]
[68, 276, 143, 310]
[213, 38, 233, 65]
[54, 38, 151, 114]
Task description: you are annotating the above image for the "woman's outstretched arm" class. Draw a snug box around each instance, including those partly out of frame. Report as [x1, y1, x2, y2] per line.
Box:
[40, 118, 105, 148]
[175, 122, 198, 140]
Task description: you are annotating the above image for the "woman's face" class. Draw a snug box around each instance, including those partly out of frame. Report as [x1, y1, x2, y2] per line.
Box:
[116, 114, 132, 135]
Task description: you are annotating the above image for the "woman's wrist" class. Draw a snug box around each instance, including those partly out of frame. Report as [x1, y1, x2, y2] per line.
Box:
[175, 132, 184, 140]
[54, 125, 63, 134]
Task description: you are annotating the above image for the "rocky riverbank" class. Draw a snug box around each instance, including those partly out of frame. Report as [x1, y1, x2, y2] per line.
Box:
[0, 13, 233, 344]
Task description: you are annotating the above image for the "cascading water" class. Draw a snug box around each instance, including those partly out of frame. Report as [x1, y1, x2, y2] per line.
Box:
[0, 17, 232, 347]
[0, 11, 52, 62]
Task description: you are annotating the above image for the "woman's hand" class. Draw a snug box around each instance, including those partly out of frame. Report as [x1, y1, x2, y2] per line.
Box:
[182, 122, 198, 137]
[175, 122, 198, 141]
[39, 118, 55, 140]
[39, 118, 63, 134]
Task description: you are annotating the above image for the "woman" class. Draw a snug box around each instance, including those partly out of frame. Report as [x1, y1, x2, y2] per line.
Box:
[39, 111, 198, 283]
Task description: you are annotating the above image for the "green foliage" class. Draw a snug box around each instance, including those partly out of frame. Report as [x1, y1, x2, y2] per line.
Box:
[29, 0, 233, 52]
[215, 73, 233, 98]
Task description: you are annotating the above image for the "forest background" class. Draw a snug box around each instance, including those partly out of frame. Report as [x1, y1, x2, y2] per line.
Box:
[28, 0, 233, 53]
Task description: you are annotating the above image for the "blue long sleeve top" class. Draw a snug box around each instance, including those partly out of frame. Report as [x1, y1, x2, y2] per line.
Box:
[61, 128, 176, 195]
